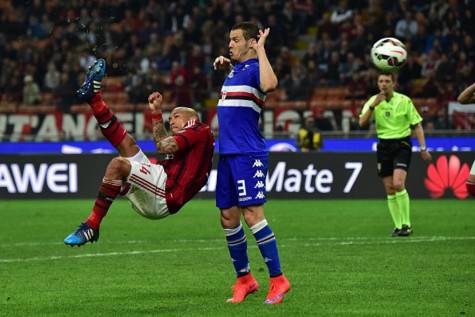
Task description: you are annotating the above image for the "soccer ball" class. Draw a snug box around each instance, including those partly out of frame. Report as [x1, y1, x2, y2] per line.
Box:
[371, 37, 407, 72]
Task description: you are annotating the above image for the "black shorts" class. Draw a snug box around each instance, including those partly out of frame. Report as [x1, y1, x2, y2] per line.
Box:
[376, 137, 412, 177]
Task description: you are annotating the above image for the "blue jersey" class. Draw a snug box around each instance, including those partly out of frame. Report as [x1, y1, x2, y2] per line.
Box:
[217, 58, 267, 154]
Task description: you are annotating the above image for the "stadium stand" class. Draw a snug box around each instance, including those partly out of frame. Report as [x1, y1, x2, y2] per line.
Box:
[1, 0, 474, 135]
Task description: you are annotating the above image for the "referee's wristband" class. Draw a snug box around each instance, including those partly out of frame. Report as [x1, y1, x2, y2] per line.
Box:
[420, 145, 427, 151]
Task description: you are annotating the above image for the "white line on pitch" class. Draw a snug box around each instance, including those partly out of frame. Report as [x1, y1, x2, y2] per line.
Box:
[0, 236, 474, 264]
[0, 240, 148, 248]
[1, 235, 469, 248]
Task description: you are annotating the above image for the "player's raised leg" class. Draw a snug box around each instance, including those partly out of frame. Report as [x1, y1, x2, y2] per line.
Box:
[76, 58, 139, 158]
[65, 59, 137, 246]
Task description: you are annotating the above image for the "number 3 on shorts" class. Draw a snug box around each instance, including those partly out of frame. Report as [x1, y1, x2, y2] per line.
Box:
[237, 179, 247, 197]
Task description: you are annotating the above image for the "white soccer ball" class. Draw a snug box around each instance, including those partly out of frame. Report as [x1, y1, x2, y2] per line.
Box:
[371, 37, 407, 72]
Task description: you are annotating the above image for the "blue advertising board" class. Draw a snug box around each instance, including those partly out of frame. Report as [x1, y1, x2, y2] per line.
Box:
[0, 137, 474, 154]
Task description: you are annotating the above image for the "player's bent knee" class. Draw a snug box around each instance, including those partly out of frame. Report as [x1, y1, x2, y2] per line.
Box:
[220, 217, 240, 228]
[107, 157, 132, 177]
[220, 208, 241, 228]
[242, 207, 265, 227]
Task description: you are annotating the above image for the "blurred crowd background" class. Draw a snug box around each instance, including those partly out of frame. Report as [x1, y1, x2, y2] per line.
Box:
[1, 0, 474, 135]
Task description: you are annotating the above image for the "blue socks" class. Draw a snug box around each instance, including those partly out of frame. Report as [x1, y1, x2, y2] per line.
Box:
[225, 219, 283, 277]
[224, 223, 250, 277]
[250, 219, 282, 277]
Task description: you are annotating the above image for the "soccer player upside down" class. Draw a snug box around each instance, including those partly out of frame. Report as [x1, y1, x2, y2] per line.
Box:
[64, 59, 214, 246]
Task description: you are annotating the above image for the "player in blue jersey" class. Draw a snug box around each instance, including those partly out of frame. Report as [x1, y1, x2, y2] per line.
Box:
[213, 22, 290, 304]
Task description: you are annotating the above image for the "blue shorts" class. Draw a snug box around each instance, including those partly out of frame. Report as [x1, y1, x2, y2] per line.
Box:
[216, 153, 268, 209]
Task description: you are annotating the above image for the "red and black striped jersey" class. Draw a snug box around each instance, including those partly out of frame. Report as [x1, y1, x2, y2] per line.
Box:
[161, 122, 214, 213]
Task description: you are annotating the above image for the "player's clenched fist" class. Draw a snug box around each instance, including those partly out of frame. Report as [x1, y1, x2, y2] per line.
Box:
[148, 91, 163, 112]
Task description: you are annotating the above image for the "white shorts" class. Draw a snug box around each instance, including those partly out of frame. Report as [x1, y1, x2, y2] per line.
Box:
[471, 161, 475, 176]
[124, 150, 169, 219]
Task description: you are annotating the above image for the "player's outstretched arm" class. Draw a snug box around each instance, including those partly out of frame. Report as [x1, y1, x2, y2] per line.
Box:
[251, 28, 278, 92]
[457, 83, 475, 104]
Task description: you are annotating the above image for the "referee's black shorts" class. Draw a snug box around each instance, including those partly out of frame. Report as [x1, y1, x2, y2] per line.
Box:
[376, 136, 412, 177]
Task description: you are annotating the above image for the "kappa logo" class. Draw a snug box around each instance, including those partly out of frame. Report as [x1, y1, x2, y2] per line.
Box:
[253, 170, 264, 178]
[252, 159, 264, 168]
[424, 155, 469, 199]
[254, 181, 265, 188]
[255, 191, 265, 199]
[227, 70, 234, 78]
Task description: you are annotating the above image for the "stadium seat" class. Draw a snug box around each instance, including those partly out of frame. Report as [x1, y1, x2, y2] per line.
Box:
[70, 104, 90, 113]
[102, 92, 129, 104]
[102, 77, 125, 92]
[17, 105, 56, 113]
[0, 101, 17, 113]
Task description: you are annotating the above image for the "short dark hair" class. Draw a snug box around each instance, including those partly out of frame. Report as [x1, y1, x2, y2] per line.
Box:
[378, 72, 396, 81]
[231, 22, 259, 41]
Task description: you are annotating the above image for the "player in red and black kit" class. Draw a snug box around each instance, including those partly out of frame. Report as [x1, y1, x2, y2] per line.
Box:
[64, 59, 214, 246]
[457, 82, 475, 197]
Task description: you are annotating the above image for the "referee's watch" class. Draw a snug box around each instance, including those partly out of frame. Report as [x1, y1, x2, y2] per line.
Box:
[420, 145, 427, 151]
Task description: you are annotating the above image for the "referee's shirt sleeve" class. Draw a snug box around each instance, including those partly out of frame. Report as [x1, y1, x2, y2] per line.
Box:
[407, 98, 423, 125]
[360, 96, 375, 118]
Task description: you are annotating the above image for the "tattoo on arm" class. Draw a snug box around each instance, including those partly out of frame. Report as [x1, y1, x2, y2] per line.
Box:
[152, 119, 167, 141]
[152, 120, 170, 152]
[157, 136, 179, 154]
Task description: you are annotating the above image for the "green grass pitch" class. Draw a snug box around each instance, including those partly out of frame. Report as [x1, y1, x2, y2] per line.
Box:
[0, 199, 474, 317]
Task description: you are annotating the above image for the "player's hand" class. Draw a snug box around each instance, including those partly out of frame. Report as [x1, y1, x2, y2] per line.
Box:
[373, 92, 386, 107]
[148, 91, 163, 112]
[213, 56, 231, 70]
[420, 150, 432, 162]
[250, 28, 270, 51]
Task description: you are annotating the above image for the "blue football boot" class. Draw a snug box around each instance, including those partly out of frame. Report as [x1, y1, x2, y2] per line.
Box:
[64, 223, 99, 247]
[76, 58, 106, 102]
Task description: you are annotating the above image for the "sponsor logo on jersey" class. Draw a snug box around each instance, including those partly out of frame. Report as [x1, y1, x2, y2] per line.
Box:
[254, 181, 265, 188]
[255, 191, 265, 199]
[252, 159, 263, 168]
[253, 170, 264, 178]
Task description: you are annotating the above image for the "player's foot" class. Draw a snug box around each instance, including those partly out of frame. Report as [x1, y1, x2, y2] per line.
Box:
[391, 228, 401, 237]
[64, 223, 99, 246]
[264, 274, 291, 304]
[226, 273, 259, 303]
[398, 224, 413, 237]
[76, 58, 106, 102]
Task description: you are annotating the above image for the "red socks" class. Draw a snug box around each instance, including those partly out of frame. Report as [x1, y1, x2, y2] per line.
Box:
[89, 93, 127, 146]
[86, 179, 122, 230]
